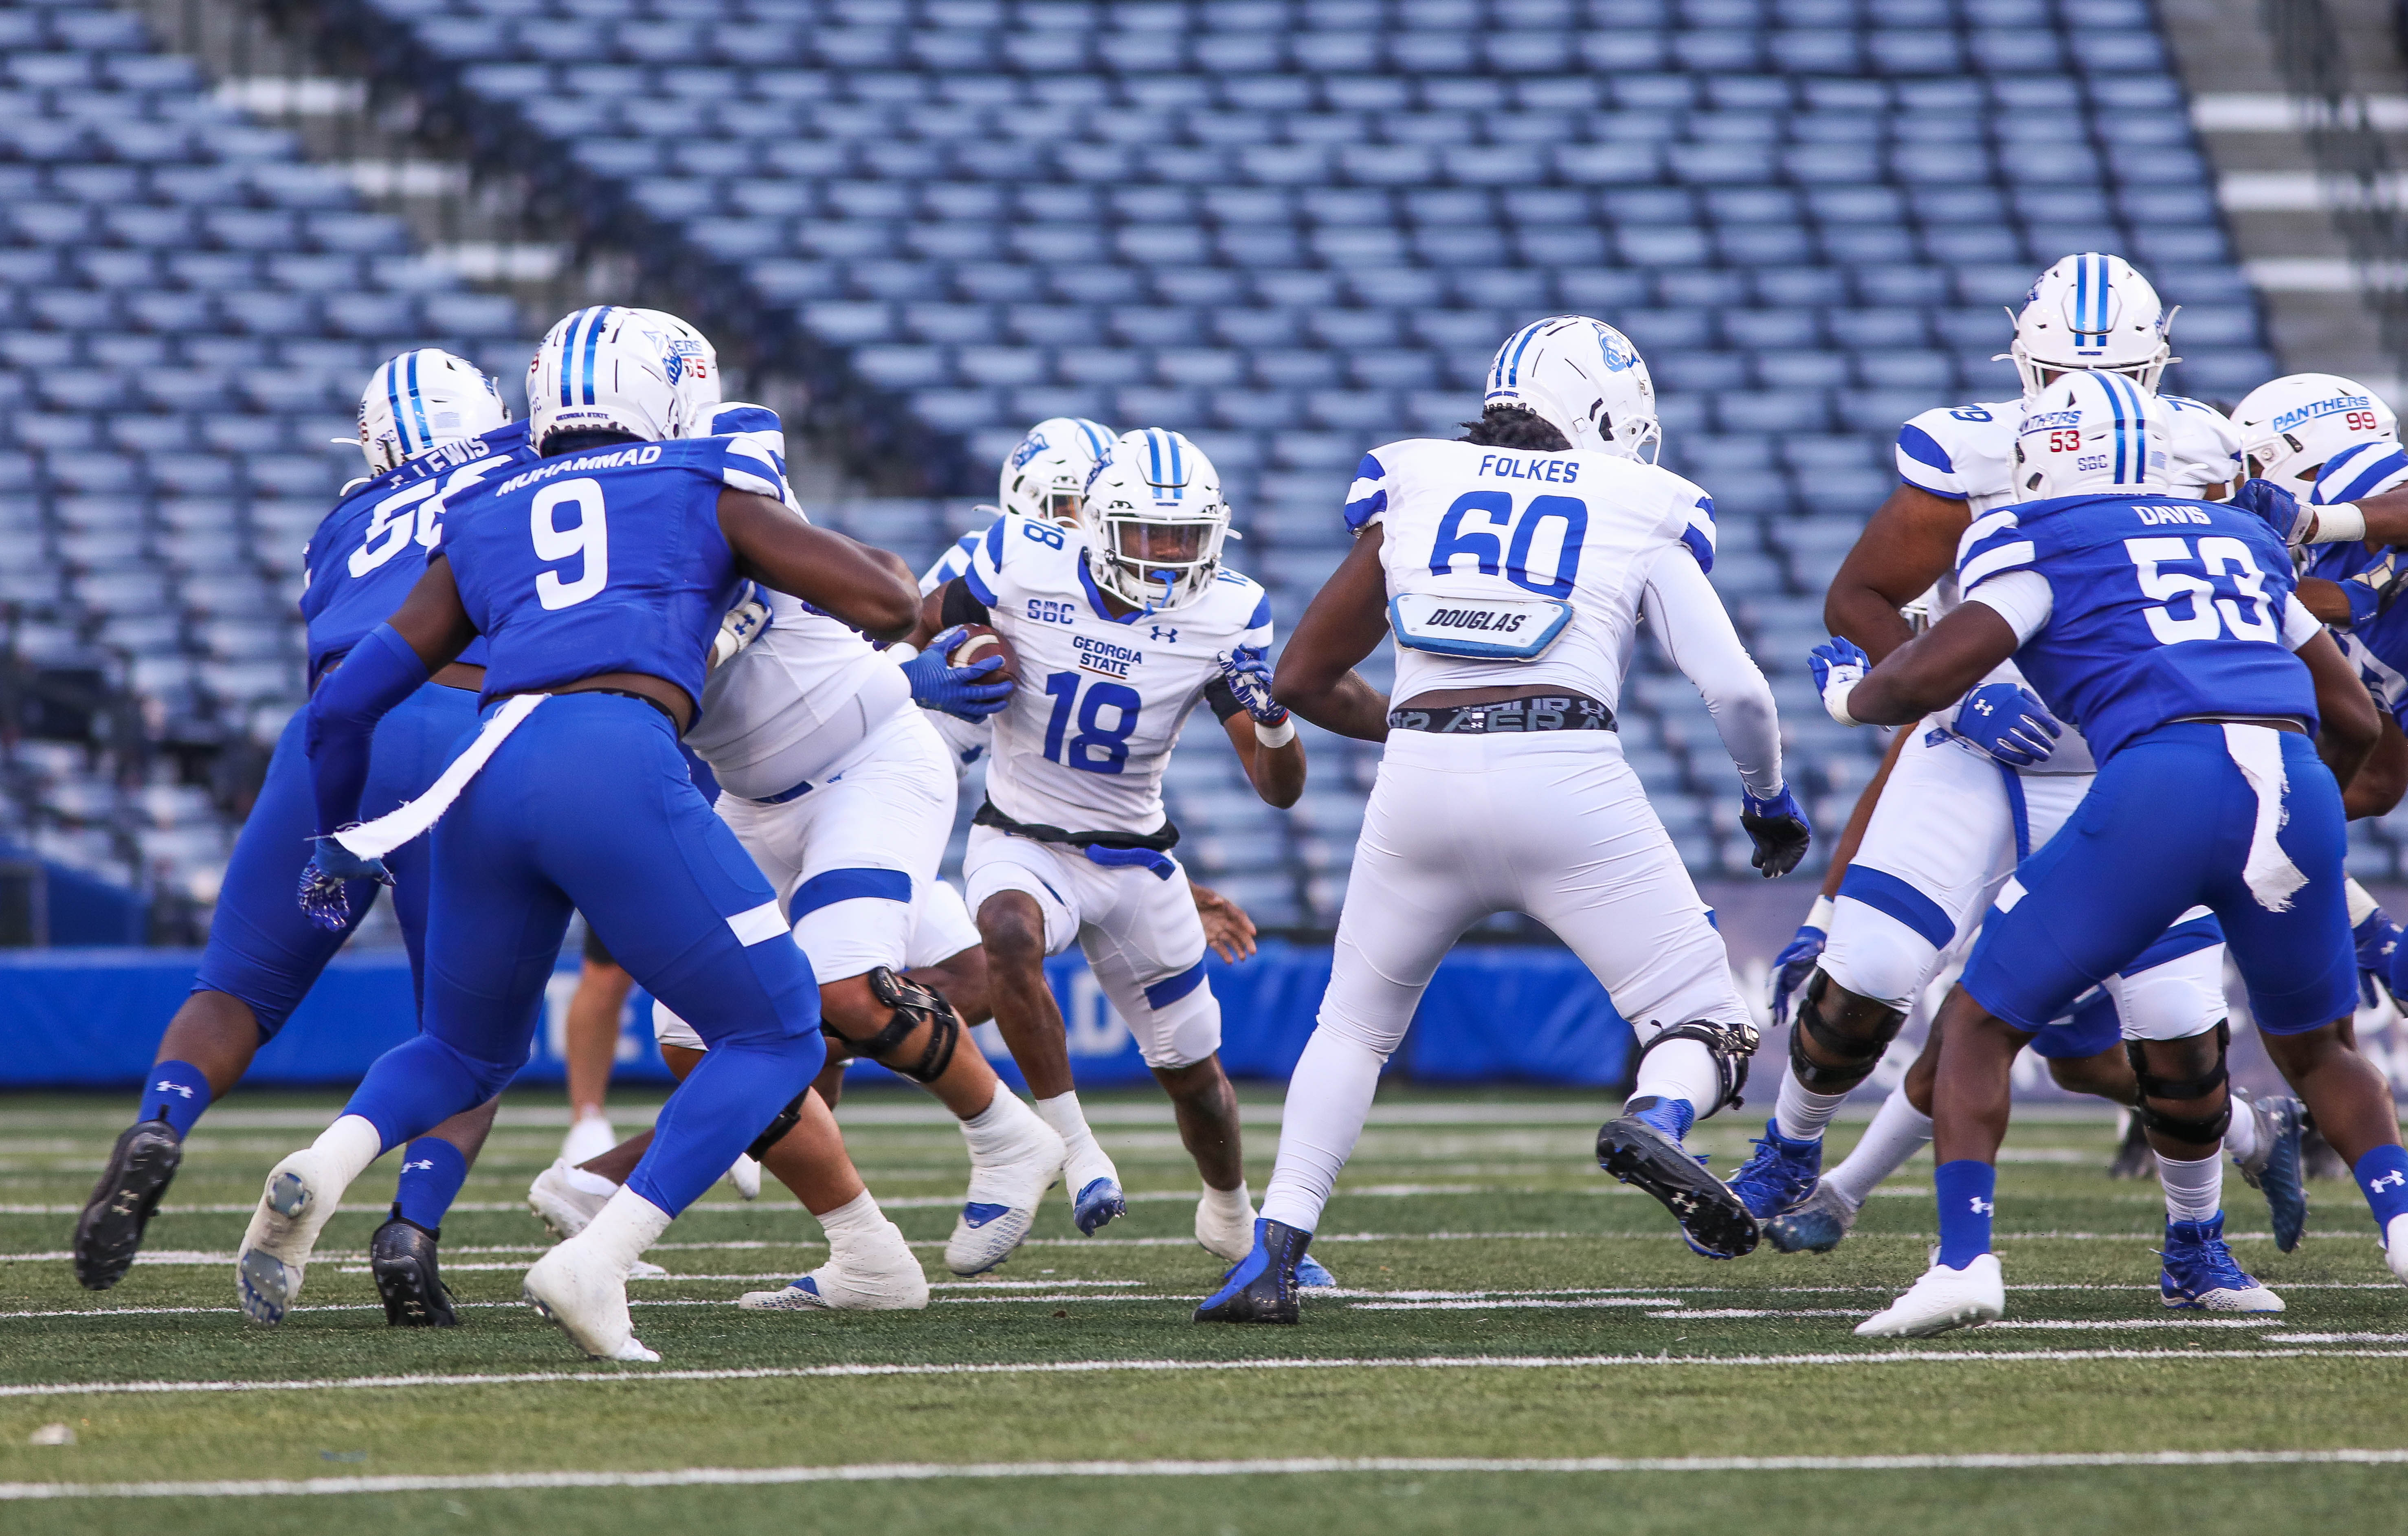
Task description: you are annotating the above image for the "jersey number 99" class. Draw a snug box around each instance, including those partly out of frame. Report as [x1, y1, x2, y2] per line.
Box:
[2125, 535, 2276, 645]
[532, 478, 609, 611]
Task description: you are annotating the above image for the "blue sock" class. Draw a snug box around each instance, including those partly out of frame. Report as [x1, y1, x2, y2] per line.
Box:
[139, 1061, 213, 1139]
[2354, 1144, 2408, 1231]
[1632, 1096, 1696, 1143]
[392, 1138, 468, 1233]
[1933, 1159, 1997, 1269]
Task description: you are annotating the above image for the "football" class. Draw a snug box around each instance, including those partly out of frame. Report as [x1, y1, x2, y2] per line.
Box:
[946, 622, 1019, 684]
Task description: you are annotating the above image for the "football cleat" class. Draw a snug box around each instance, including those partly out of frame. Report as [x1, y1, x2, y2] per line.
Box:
[1766, 1181, 1862, 1255]
[2108, 1108, 2155, 1180]
[528, 1158, 613, 1240]
[2159, 1215, 2284, 1312]
[235, 1147, 356, 1325]
[370, 1211, 458, 1327]
[1856, 1252, 2006, 1338]
[1076, 1176, 1129, 1236]
[1596, 1113, 1759, 1259]
[1296, 1253, 1338, 1288]
[1195, 1217, 1312, 1325]
[73, 1120, 183, 1291]
[726, 1154, 762, 1201]
[523, 1242, 658, 1362]
[738, 1220, 928, 1312]
[2385, 1213, 2408, 1287]
[945, 1116, 1066, 1277]
[1726, 1119, 1824, 1220]
[2231, 1092, 2308, 1253]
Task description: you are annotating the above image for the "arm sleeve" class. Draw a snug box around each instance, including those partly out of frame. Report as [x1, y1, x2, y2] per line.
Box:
[1641, 547, 1783, 798]
[304, 622, 430, 838]
[2282, 592, 2324, 650]
[1964, 567, 2055, 643]
[1202, 675, 1246, 722]
[939, 576, 992, 629]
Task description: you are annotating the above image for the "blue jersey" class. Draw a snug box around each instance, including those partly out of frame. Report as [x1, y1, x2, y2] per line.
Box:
[2307, 539, 2408, 729]
[299, 422, 534, 686]
[1956, 492, 2316, 762]
[2311, 439, 2408, 507]
[442, 435, 770, 712]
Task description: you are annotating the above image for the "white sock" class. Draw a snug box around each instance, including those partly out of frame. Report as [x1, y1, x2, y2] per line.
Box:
[961, 1083, 1044, 1157]
[1824, 1084, 1932, 1207]
[1628, 1037, 1721, 1119]
[1774, 1066, 1852, 1143]
[1260, 1027, 1386, 1231]
[1201, 1180, 1254, 1228]
[813, 1189, 887, 1251]
[1035, 1091, 1114, 1184]
[574, 1187, 673, 1276]
[2158, 1150, 2223, 1223]
[2222, 1094, 2260, 1164]
[310, 1115, 387, 1187]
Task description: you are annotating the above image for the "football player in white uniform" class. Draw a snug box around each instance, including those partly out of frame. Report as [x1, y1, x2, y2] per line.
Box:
[527, 392, 1069, 1304]
[913, 427, 1326, 1281]
[1201, 316, 1811, 1323]
[1751, 257, 2307, 1277]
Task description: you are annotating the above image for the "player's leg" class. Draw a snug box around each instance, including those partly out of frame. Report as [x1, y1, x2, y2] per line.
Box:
[561, 929, 633, 1163]
[809, 881, 989, 1107]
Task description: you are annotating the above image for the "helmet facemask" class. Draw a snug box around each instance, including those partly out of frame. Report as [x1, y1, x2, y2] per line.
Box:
[1082, 428, 1230, 613]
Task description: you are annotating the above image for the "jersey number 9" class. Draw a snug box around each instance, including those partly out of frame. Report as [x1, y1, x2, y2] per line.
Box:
[532, 478, 610, 611]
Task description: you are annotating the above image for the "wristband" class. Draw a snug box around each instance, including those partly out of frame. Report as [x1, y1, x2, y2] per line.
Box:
[1822, 677, 1859, 727]
[1253, 716, 1297, 748]
[887, 644, 920, 665]
[2350, 876, 2381, 927]
[1806, 894, 1835, 932]
[2313, 502, 2367, 544]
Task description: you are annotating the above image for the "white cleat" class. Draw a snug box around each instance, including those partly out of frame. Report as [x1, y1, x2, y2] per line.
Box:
[945, 1116, 1067, 1277]
[558, 1113, 617, 1167]
[528, 1158, 613, 1241]
[1196, 1193, 1254, 1264]
[726, 1154, 762, 1201]
[523, 1241, 659, 1362]
[1855, 1253, 2006, 1338]
[2387, 1213, 2408, 1288]
[234, 1148, 356, 1326]
[738, 1220, 928, 1312]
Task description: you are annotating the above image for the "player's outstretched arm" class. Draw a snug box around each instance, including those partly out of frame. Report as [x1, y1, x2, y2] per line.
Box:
[716, 488, 918, 642]
[306, 558, 478, 841]
[1272, 525, 1392, 742]
[1818, 602, 2019, 728]
[2302, 628, 2381, 787]
[2345, 716, 2408, 820]
[1823, 482, 1971, 663]
[1643, 548, 1782, 795]
[1215, 647, 1305, 809]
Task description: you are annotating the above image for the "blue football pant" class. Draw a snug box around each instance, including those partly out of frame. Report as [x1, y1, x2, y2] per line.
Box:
[340, 694, 824, 1215]
[193, 680, 480, 1038]
[1963, 723, 2356, 1037]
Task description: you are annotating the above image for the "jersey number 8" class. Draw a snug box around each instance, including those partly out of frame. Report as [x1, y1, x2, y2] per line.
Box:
[2125, 535, 2276, 645]
[532, 478, 610, 611]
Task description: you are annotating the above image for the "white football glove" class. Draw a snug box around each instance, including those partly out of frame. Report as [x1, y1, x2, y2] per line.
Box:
[710, 595, 771, 668]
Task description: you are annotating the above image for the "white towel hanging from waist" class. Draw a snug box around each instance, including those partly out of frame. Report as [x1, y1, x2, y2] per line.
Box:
[2222, 722, 2307, 913]
[332, 692, 547, 861]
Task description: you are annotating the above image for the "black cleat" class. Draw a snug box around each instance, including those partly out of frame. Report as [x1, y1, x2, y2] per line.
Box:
[2107, 1108, 2155, 1180]
[1195, 1217, 1311, 1324]
[73, 1120, 183, 1291]
[371, 1210, 458, 1327]
[2300, 1114, 2351, 1182]
[1597, 1112, 1759, 1259]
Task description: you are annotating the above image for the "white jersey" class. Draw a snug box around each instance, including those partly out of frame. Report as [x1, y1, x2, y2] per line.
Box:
[1349, 438, 1714, 713]
[683, 589, 912, 800]
[918, 529, 995, 776]
[964, 512, 1268, 835]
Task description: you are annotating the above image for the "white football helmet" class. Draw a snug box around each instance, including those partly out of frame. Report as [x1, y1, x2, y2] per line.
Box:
[1483, 316, 1659, 461]
[356, 349, 509, 472]
[2002, 253, 2177, 396]
[2230, 372, 2399, 490]
[1081, 427, 1230, 613]
[2012, 369, 2173, 501]
[526, 305, 718, 450]
[1001, 416, 1115, 524]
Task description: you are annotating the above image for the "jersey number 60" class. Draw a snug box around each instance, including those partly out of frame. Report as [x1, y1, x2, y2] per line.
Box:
[1428, 491, 1587, 598]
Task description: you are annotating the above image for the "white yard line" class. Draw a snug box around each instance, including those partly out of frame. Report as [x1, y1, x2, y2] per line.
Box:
[8, 1447, 2408, 1501]
[1349, 1299, 1683, 1311]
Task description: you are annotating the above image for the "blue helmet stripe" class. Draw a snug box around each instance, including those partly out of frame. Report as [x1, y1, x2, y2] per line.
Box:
[558, 310, 587, 409]
[1499, 321, 1546, 389]
[382, 359, 409, 454]
[1166, 431, 1183, 496]
[580, 306, 613, 406]
[404, 350, 433, 452]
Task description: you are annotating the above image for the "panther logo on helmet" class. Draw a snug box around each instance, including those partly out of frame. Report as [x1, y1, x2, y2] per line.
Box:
[527, 307, 720, 451]
[1484, 316, 1661, 461]
[2011, 370, 2172, 501]
[2230, 373, 2398, 492]
[1080, 428, 1230, 613]
[1000, 416, 1114, 524]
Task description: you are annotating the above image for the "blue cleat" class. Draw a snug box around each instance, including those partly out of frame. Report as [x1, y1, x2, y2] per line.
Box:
[2232, 1092, 2307, 1253]
[1596, 1112, 1758, 1259]
[2160, 1214, 2284, 1312]
[1726, 1118, 1823, 1220]
[1073, 1176, 1127, 1236]
[1764, 1182, 1861, 1254]
[1195, 1217, 1311, 1324]
[1296, 1252, 1338, 1288]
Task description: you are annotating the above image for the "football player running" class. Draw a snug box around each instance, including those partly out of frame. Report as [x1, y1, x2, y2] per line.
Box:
[1200, 316, 1809, 1324]
[1750, 257, 2306, 1271]
[240, 308, 923, 1360]
[73, 352, 527, 1325]
[912, 426, 1323, 1281]
[1815, 372, 2405, 1335]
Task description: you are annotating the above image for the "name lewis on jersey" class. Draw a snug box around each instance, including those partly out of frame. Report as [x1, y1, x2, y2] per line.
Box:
[1074, 633, 1142, 679]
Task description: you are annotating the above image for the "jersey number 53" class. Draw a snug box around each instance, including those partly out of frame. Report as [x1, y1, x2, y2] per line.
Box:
[2125, 535, 2276, 645]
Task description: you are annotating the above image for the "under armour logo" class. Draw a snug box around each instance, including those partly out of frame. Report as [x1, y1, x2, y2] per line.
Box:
[1149, 625, 1177, 643]
[402, 1159, 435, 1173]
[1970, 1197, 1995, 1215]
[2373, 1171, 2406, 1193]
[1971, 697, 1994, 717]
[153, 1081, 194, 1099]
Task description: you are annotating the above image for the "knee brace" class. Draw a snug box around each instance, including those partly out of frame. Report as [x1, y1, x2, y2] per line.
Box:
[2125, 1020, 2231, 1147]
[745, 1090, 809, 1161]
[824, 966, 962, 1085]
[1637, 1017, 1761, 1115]
[1788, 970, 1908, 1095]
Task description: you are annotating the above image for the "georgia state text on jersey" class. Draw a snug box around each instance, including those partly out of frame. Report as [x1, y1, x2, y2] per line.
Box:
[442, 435, 773, 712]
[963, 512, 1269, 835]
[1955, 492, 2318, 761]
[300, 419, 534, 687]
[1347, 437, 1714, 712]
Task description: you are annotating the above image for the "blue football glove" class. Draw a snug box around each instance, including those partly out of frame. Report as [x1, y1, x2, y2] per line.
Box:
[1740, 785, 1813, 879]
[1768, 897, 1831, 1025]
[297, 834, 392, 933]
[2232, 477, 2313, 544]
[1951, 682, 2063, 767]
[901, 626, 1015, 721]
[1808, 636, 1871, 725]
[2355, 903, 2403, 1006]
[1214, 645, 1289, 727]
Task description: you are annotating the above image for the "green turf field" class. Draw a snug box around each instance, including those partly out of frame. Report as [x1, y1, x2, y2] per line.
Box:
[2, 1086, 2404, 1534]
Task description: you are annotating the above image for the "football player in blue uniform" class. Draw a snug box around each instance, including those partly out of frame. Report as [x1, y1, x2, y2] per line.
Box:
[1810, 371, 2404, 1336]
[73, 352, 526, 1322]
[234, 308, 921, 1360]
